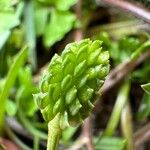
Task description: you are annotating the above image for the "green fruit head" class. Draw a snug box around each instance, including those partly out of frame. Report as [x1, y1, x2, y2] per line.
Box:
[33, 39, 110, 129]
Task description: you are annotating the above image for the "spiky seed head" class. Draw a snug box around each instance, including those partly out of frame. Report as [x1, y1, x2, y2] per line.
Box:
[33, 39, 110, 129]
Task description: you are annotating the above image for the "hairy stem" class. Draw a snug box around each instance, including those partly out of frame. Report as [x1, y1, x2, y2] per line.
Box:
[47, 113, 62, 150]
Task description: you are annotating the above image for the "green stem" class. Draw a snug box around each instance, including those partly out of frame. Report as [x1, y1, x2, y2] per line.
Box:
[47, 113, 62, 150]
[103, 82, 130, 136]
[121, 102, 135, 150]
[33, 136, 39, 150]
[24, 0, 37, 71]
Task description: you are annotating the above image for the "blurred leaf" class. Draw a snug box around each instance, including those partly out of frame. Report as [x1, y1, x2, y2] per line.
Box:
[111, 37, 140, 64]
[0, 0, 14, 11]
[8, 28, 24, 49]
[0, 79, 5, 91]
[6, 99, 17, 116]
[38, 0, 77, 10]
[141, 83, 150, 95]
[95, 137, 126, 150]
[97, 33, 141, 65]
[0, 1, 23, 51]
[0, 46, 28, 130]
[0, 11, 20, 34]
[35, 6, 49, 36]
[62, 127, 77, 142]
[96, 32, 111, 50]
[18, 66, 33, 88]
[0, 31, 11, 50]
[131, 40, 150, 60]
[44, 10, 75, 47]
[54, 0, 77, 11]
[137, 93, 150, 120]
[131, 61, 150, 83]
[16, 66, 38, 116]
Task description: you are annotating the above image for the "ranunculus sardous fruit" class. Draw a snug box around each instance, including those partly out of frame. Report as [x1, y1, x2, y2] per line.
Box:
[33, 39, 110, 129]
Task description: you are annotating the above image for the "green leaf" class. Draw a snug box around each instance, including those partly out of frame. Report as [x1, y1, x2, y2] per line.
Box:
[17, 66, 38, 116]
[131, 61, 150, 83]
[141, 83, 150, 95]
[37, 0, 77, 10]
[6, 99, 17, 116]
[62, 127, 77, 142]
[137, 93, 150, 120]
[0, 0, 14, 11]
[34, 6, 49, 36]
[95, 137, 126, 150]
[54, 0, 77, 11]
[131, 40, 150, 60]
[0, 11, 20, 33]
[44, 10, 75, 47]
[0, 46, 28, 131]
[0, 31, 10, 50]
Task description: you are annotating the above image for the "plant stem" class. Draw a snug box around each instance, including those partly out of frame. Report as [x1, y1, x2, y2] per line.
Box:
[103, 82, 130, 136]
[24, 0, 37, 71]
[47, 113, 62, 150]
[100, 0, 150, 23]
[33, 136, 39, 150]
[121, 102, 134, 150]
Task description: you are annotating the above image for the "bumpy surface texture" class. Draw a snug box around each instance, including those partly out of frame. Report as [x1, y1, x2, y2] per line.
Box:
[34, 39, 109, 128]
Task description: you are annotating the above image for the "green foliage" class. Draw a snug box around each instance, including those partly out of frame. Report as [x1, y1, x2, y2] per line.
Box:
[16, 66, 38, 116]
[141, 83, 150, 95]
[98, 33, 141, 64]
[0, 11, 19, 33]
[62, 127, 77, 142]
[34, 39, 110, 128]
[104, 82, 130, 136]
[0, 0, 21, 34]
[6, 99, 17, 116]
[95, 137, 126, 150]
[34, 0, 77, 48]
[37, 0, 77, 10]
[44, 10, 76, 47]
[137, 83, 150, 120]
[34, 5, 49, 36]
[0, 0, 149, 149]
[0, 46, 28, 132]
[131, 61, 150, 83]
[137, 93, 150, 120]
[0, 31, 10, 50]
[0, 1, 21, 51]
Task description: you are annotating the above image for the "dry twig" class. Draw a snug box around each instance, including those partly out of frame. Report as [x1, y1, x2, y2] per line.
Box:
[98, 0, 150, 23]
[74, 0, 83, 41]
